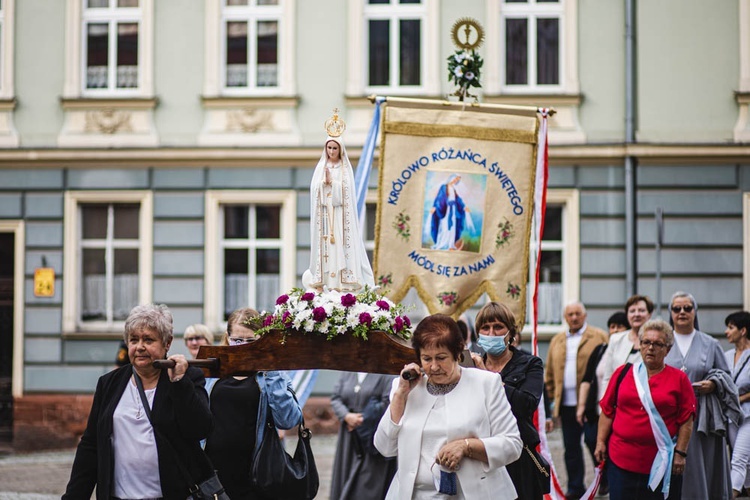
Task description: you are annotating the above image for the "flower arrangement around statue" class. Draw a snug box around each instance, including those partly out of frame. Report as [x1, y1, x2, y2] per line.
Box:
[448, 18, 485, 102]
[257, 287, 413, 342]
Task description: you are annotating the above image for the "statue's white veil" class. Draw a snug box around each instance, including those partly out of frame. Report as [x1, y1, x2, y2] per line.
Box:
[302, 136, 375, 291]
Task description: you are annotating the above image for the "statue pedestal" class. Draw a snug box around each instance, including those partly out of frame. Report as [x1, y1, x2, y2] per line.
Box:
[197, 329, 415, 377]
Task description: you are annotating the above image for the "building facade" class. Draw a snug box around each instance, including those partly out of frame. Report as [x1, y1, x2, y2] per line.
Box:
[0, 0, 749, 449]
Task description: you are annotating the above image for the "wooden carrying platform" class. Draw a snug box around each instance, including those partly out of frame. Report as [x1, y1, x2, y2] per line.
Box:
[194, 329, 416, 378]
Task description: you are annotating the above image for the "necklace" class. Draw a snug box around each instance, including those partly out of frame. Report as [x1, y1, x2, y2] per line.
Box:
[129, 380, 143, 420]
[426, 380, 459, 396]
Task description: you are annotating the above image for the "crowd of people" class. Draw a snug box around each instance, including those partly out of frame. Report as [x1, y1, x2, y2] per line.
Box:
[63, 288, 750, 500]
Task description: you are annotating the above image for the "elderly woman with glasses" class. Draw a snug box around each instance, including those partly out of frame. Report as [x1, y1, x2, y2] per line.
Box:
[183, 323, 214, 359]
[204, 307, 303, 499]
[664, 291, 739, 500]
[595, 319, 696, 500]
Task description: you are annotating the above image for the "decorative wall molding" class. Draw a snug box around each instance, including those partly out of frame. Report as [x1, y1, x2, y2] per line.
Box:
[58, 98, 158, 147]
[198, 96, 301, 146]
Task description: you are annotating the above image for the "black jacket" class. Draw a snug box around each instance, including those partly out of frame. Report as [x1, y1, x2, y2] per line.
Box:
[498, 346, 544, 447]
[63, 365, 214, 500]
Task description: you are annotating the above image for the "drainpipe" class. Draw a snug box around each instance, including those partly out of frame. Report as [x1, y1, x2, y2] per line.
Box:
[624, 0, 637, 295]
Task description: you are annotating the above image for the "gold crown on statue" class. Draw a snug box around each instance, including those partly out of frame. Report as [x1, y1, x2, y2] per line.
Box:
[324, 108, 346, 137]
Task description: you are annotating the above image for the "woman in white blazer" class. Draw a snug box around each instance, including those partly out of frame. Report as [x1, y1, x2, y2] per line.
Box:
[374, 314, 522, 499]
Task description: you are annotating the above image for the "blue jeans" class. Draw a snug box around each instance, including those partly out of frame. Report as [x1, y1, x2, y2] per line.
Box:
[608, 460, 682, 500]
[561, 405, 597, 496]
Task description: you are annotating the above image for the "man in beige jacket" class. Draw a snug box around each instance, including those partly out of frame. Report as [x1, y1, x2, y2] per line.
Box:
[545, 302, 608, 499]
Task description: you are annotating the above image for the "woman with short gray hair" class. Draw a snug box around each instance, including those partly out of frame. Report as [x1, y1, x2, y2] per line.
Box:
[64, 303, 220, 499]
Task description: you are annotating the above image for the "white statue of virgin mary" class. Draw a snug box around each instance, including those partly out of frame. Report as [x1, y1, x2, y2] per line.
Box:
[302, 111, 374, 292]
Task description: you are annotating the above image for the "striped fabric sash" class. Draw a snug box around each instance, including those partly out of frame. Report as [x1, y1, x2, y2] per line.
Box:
[633, 361, 675, 498]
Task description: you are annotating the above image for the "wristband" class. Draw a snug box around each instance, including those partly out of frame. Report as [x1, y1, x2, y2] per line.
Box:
[674, 449, 687, 458]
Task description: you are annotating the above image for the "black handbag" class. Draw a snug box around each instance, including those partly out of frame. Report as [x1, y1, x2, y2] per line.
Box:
[525, 445, 551, 494]
[132, 367, 229, 500]
[251, 397, 319, 500]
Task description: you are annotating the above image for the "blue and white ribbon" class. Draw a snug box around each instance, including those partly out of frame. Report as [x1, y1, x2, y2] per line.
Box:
[633, 361, 675, 498]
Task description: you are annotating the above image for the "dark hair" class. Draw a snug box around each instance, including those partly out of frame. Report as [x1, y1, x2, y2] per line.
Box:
[624, 294, 654, 314]
[475, 302, 518, 341]
[726, 311, 750, 338]
[457, 320, 469, 343]
[607, 311, 630, 330]
[411, 314, 464, 362]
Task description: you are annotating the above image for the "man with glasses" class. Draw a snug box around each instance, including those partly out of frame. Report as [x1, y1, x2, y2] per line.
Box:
[545, 302, 608, 499]
[665, 291, 736, 500]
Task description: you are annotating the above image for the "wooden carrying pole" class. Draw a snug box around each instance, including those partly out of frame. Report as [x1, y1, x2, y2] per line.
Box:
[154, 330, 417, 378]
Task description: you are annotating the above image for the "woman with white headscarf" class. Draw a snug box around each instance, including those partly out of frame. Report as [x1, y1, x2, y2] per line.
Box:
[302, 111, 374, 292]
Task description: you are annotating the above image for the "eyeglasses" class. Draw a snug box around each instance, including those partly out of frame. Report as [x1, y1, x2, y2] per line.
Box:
[671, 305, 694, 314]
[641, 340, 667, 349]
[228, 336, 255, 345]
[185, 336, 206, 343]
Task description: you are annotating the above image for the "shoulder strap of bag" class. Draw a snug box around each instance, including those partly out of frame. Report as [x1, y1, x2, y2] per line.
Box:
[612, 362, 633, 412]
[132, 366, 205, 497]
[734, 353, 750, 384]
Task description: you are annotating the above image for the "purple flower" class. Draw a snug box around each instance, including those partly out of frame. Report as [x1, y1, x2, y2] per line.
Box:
[403, 316, 411, 328]
[276, 294, 289, 305]
[282, 311, 292, 325]
[394, 316, 404, 332]
[359, 312, 372, 325]
[341, 294, 356, 307]
[263, 315, 274, 327]
[301, 292, 315, 302]
[312, 307, 327, 322]
[376, 300, 390, 311]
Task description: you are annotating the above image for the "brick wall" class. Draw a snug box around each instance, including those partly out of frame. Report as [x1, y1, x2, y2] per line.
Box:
[13, 395, 94, 451]
[12, 394, 339, 452]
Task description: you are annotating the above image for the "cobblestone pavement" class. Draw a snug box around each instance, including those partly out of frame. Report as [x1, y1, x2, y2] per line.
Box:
[0, 429, 593, 499]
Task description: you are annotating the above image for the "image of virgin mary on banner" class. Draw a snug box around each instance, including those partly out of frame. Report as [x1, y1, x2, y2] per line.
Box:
[374, 99, 540, 323]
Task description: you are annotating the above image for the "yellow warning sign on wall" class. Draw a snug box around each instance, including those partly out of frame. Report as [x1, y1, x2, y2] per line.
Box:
[34, 268, 55, 297]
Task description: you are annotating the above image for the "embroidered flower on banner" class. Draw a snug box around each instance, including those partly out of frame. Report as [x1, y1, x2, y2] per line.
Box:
[393, 211, 412, 241]
[378, 273, 394, 287]
[495, 218, 515, 248]
[438, 291, 459, 307]
[256, 286, 413, 342]
[506, 283, 521, 300]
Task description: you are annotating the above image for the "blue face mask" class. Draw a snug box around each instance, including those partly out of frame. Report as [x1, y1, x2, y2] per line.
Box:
[477, 334, 507, 356]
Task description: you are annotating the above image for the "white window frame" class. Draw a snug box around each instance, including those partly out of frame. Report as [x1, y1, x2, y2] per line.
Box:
[204, 0, 295, 97]
[64, 0, 154, 98]
[204, 190, 296, 331]
[486, 0, 578, 95]
[0, 0, 15, 99]
[523, 188, 579, 335]
[0, 220, 24, 397]
[63, 191, 153, 334]
[347, 0, 439, 96]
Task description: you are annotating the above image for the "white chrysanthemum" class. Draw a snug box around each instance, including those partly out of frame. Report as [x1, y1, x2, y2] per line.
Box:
[304, 318, 316, 332]
[454, 66, 464, 78]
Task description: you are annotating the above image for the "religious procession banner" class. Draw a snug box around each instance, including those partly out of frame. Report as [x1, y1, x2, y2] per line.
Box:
[373, 99, 540, 325]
